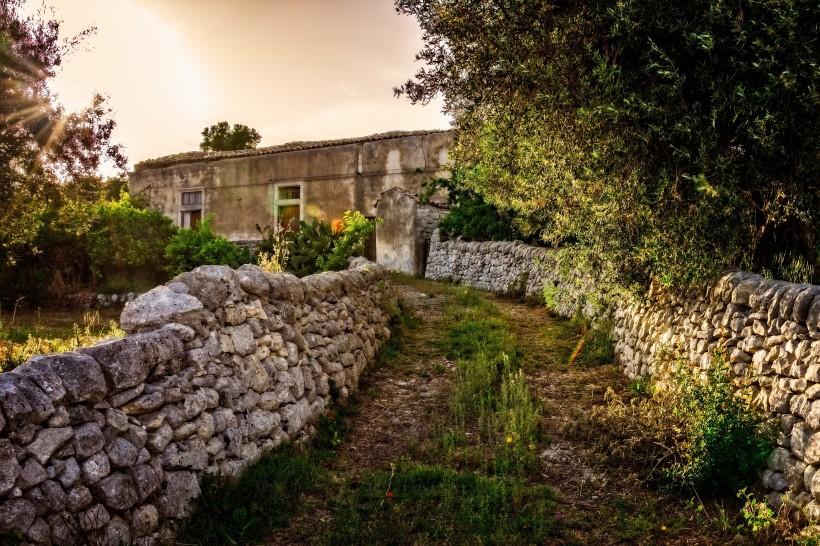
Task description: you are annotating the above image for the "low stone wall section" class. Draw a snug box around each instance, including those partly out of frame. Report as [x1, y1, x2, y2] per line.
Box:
[0, 258, 395, 545]
[426, 230, 820, 517]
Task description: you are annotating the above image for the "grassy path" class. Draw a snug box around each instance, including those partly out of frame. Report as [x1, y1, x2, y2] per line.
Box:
[181, 276, 757, 545]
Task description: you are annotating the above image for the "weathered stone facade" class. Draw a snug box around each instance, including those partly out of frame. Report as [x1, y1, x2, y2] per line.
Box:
[0, 258, 395, 544]
[375, 187, 448, 276]
[426, 230, 820, 516]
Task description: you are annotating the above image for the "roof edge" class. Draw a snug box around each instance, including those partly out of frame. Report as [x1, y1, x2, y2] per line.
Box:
[133, 129, 453, 173]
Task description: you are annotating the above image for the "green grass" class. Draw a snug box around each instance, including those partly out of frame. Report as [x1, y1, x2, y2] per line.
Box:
[178, 445, 324, 545]
[324, 464, 558, 546]
[0, 308, 124, 371]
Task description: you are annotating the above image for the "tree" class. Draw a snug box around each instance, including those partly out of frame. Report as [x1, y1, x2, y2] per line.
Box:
[0, 0, 125, 266]
[396, 0, 820, 291]
[200, 121, 261, 152]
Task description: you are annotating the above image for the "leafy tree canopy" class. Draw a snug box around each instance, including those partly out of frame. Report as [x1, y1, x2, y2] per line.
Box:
[396, 0, 820, 291]
[200, 121, 262, 152]
[0, 0, 126, 265]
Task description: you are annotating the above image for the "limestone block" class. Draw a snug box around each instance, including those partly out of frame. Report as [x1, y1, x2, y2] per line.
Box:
[146, 423, 173, 454]
[131, 504, 159, 537]
[121, 392, 164, 415]
[58, 457, 81, 488]
[73, 422, 105, 460]
[162, 439, 207, 470]
[26, 427, 74, 465]
[0, 498, 36, 535]
[80, 328, 185, 390]
[0, 440, 21, 496]
[81, 451, 111, 486]
[16, 459, 46, 491]
[79, 503, 110, 532]
[27, 352, 107, 404]
[157, 471, 200, 519]
[130, 464, 160, 502]
[92, 472, 138, 511]
[106, 437, 139, 469]
[792, 422, 812, 460]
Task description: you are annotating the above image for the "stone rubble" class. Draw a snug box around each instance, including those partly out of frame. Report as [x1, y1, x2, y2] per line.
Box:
[0, 257, 394, 544]
[426, 229, 820, 520]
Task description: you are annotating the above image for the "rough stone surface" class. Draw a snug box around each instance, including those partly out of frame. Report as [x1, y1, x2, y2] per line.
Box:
[0, 259, 393, 543]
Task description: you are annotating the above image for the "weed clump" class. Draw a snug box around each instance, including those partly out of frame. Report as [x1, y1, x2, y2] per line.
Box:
[572, 351, 772, 496]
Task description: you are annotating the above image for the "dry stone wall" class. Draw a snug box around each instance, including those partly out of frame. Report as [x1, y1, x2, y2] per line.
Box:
[426, 230, 820, 517]
[0, 258, 395, 545]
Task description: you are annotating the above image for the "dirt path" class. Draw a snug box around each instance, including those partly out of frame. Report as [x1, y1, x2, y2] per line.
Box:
[265, 279, 455, 546]
[265, 279, 745, 545]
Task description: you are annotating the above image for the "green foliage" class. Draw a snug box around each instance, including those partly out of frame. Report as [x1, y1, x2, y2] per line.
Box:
[316, 211, 380, 272]
[178, 445, 322, 545]
[285, 212, 378, 277]
[285, 218, 337, 277]
[164, 215, 251, 276]
[325, 464, 557, 545]
[200, 121, 261, 152]
[575, 352, 772, 496]
[422, 171, 526, 242]
[397, 0, 820, 289]
[0, 1, 126, 267]
[87, 192, 175, 284]
[661, 355, 773, 494]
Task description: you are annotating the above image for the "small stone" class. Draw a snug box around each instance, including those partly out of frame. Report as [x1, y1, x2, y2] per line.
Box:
[79, 503, 110, 532]
[131, 504, 159, 537]
[81, 451, 111, 485]
[73, 422, 105, 459]
[16, 458, 47, 490]
[157, 471, 201, 519]
[26, 427, 74, 465]
[92, 472, 139, 510]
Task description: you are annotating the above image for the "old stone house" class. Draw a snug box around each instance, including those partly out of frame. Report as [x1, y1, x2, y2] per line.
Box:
[129, 130, 453, 275]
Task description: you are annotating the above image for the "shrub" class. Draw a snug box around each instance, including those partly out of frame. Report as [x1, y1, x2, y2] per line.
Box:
[285, 218, 337, 277]
[422, 172, 527, 242]
[573, 351, 772, 496]
[285, 211, 378, 277]
[315, 211, 380, 272]
[87, 193, 176, 285]
[662, 355, 773, 494]
[164, 215, 251, 276]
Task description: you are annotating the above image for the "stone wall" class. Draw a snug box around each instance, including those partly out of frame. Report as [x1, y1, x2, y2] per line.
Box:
[426, 230, 820, 516]
[0, 258, 395, 545]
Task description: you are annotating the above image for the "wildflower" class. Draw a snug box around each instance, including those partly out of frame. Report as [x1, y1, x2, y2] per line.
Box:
[506, 436, 513, 444]
[386, 492, 394, 499]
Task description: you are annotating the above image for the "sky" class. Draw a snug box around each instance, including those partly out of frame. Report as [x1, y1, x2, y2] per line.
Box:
[31, 0, 450, 174]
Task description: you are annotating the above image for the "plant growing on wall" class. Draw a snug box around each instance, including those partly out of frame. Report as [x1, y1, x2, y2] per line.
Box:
[164, 215, 252, 276]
